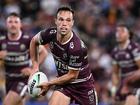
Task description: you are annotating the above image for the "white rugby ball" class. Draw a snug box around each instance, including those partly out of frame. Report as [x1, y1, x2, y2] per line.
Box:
[28, 72, 48, 97]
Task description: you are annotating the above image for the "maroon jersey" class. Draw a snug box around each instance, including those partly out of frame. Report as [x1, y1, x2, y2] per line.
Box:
[38, 27, 92, 83]
[111, 41, 140, 79]
[0, 34, 32, 75]
[111, 41, 140, 100]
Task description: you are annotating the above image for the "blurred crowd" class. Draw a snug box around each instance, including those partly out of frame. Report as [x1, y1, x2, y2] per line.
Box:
[0, 0, 140, 105]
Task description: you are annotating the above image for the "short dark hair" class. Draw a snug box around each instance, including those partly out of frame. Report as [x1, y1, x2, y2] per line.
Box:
[56, 5, 74, 18]
[7, 12, 21, 18]
[116, 23, 134, 40]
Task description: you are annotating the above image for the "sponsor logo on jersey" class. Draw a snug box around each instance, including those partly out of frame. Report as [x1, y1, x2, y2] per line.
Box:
[63, 53, 67, 60]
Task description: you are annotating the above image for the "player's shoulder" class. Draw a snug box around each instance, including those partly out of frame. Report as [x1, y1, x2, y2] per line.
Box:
[69, 32, 87, 52]
[128, 41, 140, 55]
[129, 41, 140, 48]
[22, 34, 31, 39]
[111, 46, 118, 56]
[21, 33, 34, 43]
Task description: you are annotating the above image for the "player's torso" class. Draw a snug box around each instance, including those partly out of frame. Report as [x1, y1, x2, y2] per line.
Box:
[47, 31, 90, 78]
[112, 42, 139, 77]
[49, 35, 74, 76]
[0, 34, 31, 72]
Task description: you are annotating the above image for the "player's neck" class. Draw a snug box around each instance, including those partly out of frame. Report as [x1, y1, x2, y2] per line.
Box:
[8, 31, 22, 41]
[119, 40, 130, 49]
[57, 31, 73, 44]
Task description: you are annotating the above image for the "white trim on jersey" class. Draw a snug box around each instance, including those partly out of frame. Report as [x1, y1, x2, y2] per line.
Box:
[68, 66, 80, 71]
[61, 32, 73, 45]
[7, 31, 22, 41]
[70, 73, 92, 84]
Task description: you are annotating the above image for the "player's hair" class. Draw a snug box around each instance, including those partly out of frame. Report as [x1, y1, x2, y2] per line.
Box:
[116, 23, 134, 40]
[7, 12, 21, 19]
[56, 5, 74, 18]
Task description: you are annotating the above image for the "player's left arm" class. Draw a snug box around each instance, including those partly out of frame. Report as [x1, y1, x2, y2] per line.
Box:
[37, 69, 79, 96]
[47, 69, 79, 85]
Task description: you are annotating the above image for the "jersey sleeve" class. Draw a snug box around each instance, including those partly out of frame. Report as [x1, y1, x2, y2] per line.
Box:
[38, 28, 56, 45]
[132, 43, 140, 61]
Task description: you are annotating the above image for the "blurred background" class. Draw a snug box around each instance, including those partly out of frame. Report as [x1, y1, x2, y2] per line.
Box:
[0, 0, 140, 105]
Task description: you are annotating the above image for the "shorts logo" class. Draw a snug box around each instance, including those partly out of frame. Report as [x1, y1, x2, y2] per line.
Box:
[88, 90, 95, 104]
[89, 94, 94, 103]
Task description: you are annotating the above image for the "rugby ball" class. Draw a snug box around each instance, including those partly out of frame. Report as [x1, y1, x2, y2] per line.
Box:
[28, 72, 48, 97]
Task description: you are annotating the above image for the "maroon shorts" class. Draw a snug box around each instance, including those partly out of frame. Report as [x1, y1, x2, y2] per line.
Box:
[55, 79, 98, 105]
[6, 77, 28, 97]
[115, 82, 139, 101]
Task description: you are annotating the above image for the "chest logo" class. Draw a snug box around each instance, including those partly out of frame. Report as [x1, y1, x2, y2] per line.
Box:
[20, 44, 26, 51]
[70, 42, 74, 49]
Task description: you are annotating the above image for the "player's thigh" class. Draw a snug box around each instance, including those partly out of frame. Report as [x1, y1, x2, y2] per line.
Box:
[3, 90, 23, 105]
[49, 90, 70, 105]
[125, 95, 138, 105]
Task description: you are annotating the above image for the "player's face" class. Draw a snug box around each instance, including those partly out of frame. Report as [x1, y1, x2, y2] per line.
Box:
[6, 16, 21, 35]
[116, 27, 129, 43]
[55, 11, 74, 36]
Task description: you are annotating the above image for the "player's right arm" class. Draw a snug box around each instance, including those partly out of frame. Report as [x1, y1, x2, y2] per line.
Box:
[0, 36, 7, 60]
[30, 32, 41, 73]
[30, 28, 54, 74]
[0, 51, 7, 60]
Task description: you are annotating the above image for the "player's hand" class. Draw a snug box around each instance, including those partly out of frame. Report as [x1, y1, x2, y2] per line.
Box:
[0, 51, 7, 59]
[120, 84, 130, 95]
[21, 67, 32, 76]
[124, 70, 140, 85]
[36, 82, 51, 96]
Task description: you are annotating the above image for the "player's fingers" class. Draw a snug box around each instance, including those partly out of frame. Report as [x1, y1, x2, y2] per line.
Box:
[36, 85, 43, 89]
[38, 90, 47, 97]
